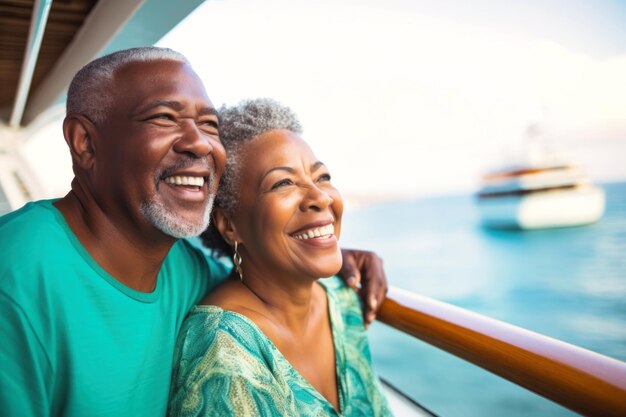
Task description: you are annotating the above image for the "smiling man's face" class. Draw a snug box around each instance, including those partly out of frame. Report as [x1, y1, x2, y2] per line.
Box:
[92, 59, 226, 238]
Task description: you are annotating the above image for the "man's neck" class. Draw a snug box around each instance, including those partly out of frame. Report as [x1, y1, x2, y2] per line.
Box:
[54, 188, 176, 292]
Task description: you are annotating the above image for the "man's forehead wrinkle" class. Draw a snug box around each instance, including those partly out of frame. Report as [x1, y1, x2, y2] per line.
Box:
[127, 99, 178, 118]
[144, 99, 185, 112]
[311, 161, 325, 171]
[198, 107, 219, 117]
[132, 99, 217, 118]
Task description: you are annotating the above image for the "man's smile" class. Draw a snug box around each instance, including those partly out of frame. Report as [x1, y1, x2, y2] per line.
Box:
[159, 171, 212, 203]
[164, 175, 206, 188]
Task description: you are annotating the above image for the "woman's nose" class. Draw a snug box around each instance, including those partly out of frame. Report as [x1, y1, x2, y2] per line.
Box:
[300, 184, 334, 212]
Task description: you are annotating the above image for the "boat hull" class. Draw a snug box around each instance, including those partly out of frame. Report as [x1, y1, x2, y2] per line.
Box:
[477, 187, 605, 230]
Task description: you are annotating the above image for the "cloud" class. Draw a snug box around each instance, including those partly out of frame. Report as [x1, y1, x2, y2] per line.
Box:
[159, 0, 626, 197]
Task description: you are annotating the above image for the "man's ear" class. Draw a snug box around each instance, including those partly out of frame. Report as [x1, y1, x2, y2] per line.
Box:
[63, 114, 98, 170]
[212, 208, 242, 245]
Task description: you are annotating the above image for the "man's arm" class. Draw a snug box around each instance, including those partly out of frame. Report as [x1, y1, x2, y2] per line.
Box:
[339, 249, 388, 327]
[0, 292, 51, 417]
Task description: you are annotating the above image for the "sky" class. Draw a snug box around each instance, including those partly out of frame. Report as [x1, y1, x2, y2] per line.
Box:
[156, 0, 626, 201]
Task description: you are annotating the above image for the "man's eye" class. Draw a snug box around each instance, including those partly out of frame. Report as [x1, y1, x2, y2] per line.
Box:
[199, 119, 219, 128]
[271, 179, 293, 190]
[148, 114, 175, 121]
[198, 119, 219, 133]
[317, 173, 331, 182]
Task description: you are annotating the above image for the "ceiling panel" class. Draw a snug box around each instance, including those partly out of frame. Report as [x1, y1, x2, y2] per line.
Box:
[0, 0, 98, 118]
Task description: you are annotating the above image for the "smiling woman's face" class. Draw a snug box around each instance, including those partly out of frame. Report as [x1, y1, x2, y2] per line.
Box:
[228, 129, 343, 280]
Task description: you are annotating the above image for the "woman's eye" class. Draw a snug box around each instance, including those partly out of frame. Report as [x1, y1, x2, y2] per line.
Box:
[271, 179, 293, 190]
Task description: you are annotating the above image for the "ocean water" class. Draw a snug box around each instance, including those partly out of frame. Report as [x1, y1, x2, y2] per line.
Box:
[340, 182, 626, 416]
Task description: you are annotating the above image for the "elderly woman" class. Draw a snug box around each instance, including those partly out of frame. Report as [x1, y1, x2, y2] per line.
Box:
[168, 98, 392, 417]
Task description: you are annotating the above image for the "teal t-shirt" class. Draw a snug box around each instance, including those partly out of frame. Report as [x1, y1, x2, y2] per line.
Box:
[0, 200, 229, 417]
[168, 276, 393, 417]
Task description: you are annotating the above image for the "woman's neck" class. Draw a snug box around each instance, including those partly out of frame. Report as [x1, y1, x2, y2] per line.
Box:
[238, 267, 325, 333]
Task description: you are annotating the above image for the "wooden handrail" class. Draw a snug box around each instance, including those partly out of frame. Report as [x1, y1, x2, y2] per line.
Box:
[377, 286, 626, 416]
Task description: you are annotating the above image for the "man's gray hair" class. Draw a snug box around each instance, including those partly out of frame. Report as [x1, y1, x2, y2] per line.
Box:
[66, 47, 189, 125]
[216, 97, 303, 213]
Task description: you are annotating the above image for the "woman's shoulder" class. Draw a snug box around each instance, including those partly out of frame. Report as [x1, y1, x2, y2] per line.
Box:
[199, 279, 281, 335]
[200, 277, 248, 309]
[319, 276, 362, 310]
[176, 305, 280, 379]
[180, 306, 295, 387]
[179, 302, 264, 352]
[318, 276, 367, 335]
[169, 305, 295, 416]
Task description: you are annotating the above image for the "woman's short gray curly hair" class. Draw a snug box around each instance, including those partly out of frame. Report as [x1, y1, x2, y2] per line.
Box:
[215, 97, 303, 214]
[201, 98, 303, 257]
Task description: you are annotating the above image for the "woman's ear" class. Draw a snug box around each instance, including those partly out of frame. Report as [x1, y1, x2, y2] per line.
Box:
[212, 208, 242, 245]
[63, 114, 97, 170]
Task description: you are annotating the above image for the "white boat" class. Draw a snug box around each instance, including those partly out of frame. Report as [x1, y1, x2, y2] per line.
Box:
[476, 161, 605, 230]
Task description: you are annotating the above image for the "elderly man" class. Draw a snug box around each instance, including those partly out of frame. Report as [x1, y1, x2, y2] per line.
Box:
[0, 47, 387, 417]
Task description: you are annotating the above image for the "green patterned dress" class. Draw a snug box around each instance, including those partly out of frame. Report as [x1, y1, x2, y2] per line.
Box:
[168, 276, 393, 416]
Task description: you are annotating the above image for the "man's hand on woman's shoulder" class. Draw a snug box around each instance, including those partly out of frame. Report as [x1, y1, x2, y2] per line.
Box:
[339, 249, 388, 327]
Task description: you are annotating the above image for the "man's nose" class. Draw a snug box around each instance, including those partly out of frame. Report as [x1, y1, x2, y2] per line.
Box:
[173, 120, 213, 157]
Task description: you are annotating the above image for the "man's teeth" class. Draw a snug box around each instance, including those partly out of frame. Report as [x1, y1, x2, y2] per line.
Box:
[292, 224, 335, 240]
[164, 176, 205, 186]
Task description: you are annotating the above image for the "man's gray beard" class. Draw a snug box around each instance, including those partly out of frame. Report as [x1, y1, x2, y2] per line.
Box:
[140, 194, 215, 239]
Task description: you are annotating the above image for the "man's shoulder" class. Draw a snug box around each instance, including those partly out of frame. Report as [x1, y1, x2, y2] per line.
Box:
[0, 199, 61, 241]
[164, 238, 231, 289]
[0, 199, 77, 291]
[165, 238, 212, 272]
[0, 199, 67, 257]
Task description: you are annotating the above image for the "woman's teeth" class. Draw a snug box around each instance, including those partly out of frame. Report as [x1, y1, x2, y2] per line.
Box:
[292, 224, 334, 240]
[164, 176, 205, 187]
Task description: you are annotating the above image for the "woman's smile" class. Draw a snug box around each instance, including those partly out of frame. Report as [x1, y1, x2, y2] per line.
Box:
[289, 222, 337, 247]
[289, 221, 335, 240]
